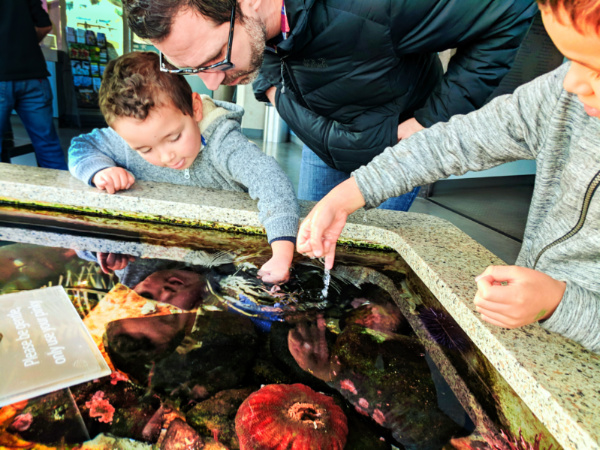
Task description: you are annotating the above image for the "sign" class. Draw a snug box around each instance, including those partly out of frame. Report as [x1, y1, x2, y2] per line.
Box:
[0, 286, 110, 407]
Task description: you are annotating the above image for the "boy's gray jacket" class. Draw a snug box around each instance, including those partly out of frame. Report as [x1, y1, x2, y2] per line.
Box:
[354, 63, 600, 353]
[254, 0, 538, 173]
[68, 97, 299, 243]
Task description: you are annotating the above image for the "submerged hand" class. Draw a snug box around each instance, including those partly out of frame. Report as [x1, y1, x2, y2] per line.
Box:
[98, 252, 136, 274]
[258, 240, 295, 284]
[258, 256, 291, 284]
[93, 167, 135, 194]
[397, 118, 425, 141]
[297, 178, 365, 270]
[288, 315, 332, 381]
[474, 265, 566, 328]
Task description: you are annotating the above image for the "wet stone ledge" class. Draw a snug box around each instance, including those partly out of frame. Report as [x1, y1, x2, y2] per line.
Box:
[0, 162, 598, 449]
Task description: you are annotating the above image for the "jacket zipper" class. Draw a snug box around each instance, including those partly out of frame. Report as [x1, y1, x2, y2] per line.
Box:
[533, 169, 600, 269]
[184, 168, 190, 180]
[280, 56, 312, 111]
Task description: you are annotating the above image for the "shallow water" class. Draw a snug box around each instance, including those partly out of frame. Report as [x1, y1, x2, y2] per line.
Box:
[0, 205, 555, 450]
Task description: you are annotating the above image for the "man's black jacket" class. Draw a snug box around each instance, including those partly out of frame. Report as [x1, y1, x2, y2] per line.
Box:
[253, 0, 538, 173]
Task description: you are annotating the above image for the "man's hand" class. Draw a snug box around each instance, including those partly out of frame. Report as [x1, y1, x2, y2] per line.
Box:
[265, 86, 277, 106]
[474, 265, 566, 328]
[297, 178, 365, 270]
[98, 252, 136, 274]
[92, 167, 135, 194]
[397, 117, 425, 141]
[258, 240, 294, 284]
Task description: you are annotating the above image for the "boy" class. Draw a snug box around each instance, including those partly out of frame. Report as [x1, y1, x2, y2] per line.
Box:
[296, 0, 600, 353]
[69, 52, 299, 285]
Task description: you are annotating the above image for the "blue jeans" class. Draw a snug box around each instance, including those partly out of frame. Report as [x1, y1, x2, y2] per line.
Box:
[297, 145, 420, 211]
[0, 78, 67, 170]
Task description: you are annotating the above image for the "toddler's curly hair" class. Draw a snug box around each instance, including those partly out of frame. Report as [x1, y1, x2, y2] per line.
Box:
[99, 51, 193, 126]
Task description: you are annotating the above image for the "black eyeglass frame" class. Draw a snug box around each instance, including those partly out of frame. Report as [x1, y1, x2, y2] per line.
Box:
[159, 3, 236, 74]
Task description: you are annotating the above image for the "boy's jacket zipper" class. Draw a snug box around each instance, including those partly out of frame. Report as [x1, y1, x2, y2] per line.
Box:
[184, 169, 190, 180]
[533, 169, 600, 269]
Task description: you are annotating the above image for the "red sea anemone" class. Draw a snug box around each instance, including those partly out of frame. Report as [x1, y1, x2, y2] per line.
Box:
[235, 383, 348, 450]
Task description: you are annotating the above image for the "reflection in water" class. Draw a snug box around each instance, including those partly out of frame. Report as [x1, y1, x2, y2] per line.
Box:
[0, 240, 474, 449]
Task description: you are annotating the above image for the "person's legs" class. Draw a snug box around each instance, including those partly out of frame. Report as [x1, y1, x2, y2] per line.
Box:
[297, 144, 349, 201]
[0, 81, 16, 161]
[298, 144, 420, 211]
[378, 186, 421, 211]
[14, 78, 67, 170]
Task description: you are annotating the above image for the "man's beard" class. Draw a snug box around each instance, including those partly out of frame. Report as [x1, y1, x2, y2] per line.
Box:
[222, 16, 266, 85]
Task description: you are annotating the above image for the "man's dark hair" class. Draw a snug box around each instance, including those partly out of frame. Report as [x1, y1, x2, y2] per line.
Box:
[124, 0, 243, 42]
[537, 0, 600, 33]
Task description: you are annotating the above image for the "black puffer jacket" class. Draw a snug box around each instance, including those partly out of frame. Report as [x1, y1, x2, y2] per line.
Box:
[253, 0, 538, 173]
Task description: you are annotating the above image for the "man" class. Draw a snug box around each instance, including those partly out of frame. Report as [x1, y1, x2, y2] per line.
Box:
[124, 0, 537, 210]
[0, 0, 67, 170]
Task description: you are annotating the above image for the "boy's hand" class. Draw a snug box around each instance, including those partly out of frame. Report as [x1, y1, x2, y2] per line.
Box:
[258, 240, 295, 284]
[474, 265, 566, 328]
[297, 177, 366, 270]
[93, 167, 135, 194]
[98, 252, 136, 274]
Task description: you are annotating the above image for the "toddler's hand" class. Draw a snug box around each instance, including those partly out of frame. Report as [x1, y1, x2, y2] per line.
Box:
[93, 167, 135, 194]
[258, 256, 291, 285]
[98, 252, 136, 274]
[474, 265, 566, 329]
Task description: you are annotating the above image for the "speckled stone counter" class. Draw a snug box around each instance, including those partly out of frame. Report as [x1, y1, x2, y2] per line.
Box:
[0, 163, 598, 449]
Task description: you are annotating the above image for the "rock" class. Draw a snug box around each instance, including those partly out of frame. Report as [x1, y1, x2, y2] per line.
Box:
[160, 418, 204, 450]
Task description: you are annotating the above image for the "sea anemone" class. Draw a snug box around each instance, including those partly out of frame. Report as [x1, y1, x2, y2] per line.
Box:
[418, 306, 469, 351]
[235, 384, 348, 450]
[85, 391, 115, 424]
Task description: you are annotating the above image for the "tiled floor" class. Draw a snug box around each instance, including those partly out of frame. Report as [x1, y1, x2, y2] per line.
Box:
[4, 116, 526, 264]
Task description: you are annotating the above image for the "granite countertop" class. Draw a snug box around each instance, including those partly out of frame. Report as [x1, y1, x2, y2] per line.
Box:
[0, 163, 598, 449]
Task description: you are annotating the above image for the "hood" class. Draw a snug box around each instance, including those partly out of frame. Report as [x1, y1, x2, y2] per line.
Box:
[199, 94, 245, 139]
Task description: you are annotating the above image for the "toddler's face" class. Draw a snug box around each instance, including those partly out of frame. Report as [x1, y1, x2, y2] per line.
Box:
[542, 7, 600, 117]
[112, 94, 203, 170]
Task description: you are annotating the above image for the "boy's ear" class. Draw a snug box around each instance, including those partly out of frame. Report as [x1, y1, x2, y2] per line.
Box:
[191, 92, 203, 122]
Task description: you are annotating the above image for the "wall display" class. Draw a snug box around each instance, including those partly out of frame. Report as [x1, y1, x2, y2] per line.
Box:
[67, 29, 108, 108]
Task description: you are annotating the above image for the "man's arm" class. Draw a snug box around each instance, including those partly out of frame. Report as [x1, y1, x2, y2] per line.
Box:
[390, 0, 538, 127]
[28, 0, 53, 42]
[254, 54, 400, 173]
[35, 25, 52, 43]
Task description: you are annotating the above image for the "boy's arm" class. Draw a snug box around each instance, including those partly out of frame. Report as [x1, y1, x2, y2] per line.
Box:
[213, 130, 299, 284]
[541, 281, 600, 354]
[474, 265, 600, 353]
[216, 131, 300, 244]
[353, 64, 567, 208]
[68, 128, 126, 186]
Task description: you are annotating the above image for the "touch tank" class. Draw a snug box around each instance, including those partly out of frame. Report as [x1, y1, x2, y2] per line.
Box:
[0, 203, 561, 450]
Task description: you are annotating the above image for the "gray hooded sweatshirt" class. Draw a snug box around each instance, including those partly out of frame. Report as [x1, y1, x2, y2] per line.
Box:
[353, 63, 600, 353]
[68, 96, 299, 243]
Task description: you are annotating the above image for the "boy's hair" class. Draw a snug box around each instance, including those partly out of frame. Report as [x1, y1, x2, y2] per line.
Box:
[99, 51, 194, 126]
[537, 0, 600, 32]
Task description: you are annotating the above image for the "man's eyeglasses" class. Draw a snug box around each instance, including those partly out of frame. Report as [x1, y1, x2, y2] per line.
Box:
[159, 3, 236, 74]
